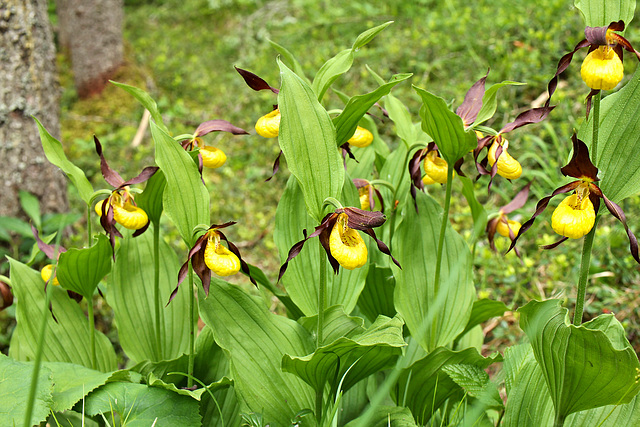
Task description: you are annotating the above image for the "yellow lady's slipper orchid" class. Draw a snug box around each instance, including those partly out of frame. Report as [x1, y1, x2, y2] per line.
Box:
[204, 231, 241, 277]
[255, 109, 281, 138]
[329, 213, 368, 270]
[348, 126, 373, 148]
[487, 138, 522, 180]
[41, 264, 60, 286]
[496, 218, 522, 238]
[581, 45, 624, 90]
[200, 146, 227, 169]
[551, 193, 595, 239]
[423, 151, 451, 184]
[96, 189, 148, 231]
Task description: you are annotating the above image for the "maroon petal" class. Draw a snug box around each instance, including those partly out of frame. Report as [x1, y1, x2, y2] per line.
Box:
[31, 224, 66, 259]
[235, 66, 279, 94]
[584, 24, 613, 45]
[499, 106, 555, 135]
[217, 231, 258, 287]
[265, 150, 283, 182]
[541, 236, 569, 250]
[585, 89, 600, 119]
[132, 219, 151, 237]
[486, 217, 499, 253]
[545, 39, 591, 107]
[599, 191, 640, 264]
[560, 134, 599, 181]
[94, 136, 125, 188]
[339, 207, 387, 230]
[195, 120, 249, 137]
[373, 187, 385, 213]
[456, 69, 489, 126]
[278, 229, 310, 283]
[121, 166, 160, 187]
[362, 228, 401, 269]
[318, 227, 340, 274]
[501, 181, 532, 214]
[191, 248, 211, 295]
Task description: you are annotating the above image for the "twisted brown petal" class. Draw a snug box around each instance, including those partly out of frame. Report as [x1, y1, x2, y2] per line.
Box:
[456, 69, 489, 126]
[94, 136, 125, 188]
[235, 66, 279, 93]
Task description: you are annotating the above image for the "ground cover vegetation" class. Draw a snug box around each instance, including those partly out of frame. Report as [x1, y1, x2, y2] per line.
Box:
[3, 0, 640, 425]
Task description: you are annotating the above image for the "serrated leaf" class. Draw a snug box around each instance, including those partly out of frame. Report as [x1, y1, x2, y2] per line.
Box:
[45, 361, 114, 412]
[311, 49, 354, 101]
[85, 382, 201, 426]
[8, 258, 116, 371]
[578, 67, 640, 203]
[519, 299, 640, 419]
[198, 279, 315, 426]
[352, 21, 394, 51]
[0, 354, 53, 427]
[393, 191, 475, 352]
[415, 86, 478, 164]
[333, 73, 412, 145]
[111, 81, 170, 134]
[574, 0, 635, 28]
[278, 59, 345, 221]
[471, 81, 525, 127]
[56, 234, 112, 299]
[34, 118, 93, 204]
[442, 364, 503, 409]
[151, 121, 210, 245]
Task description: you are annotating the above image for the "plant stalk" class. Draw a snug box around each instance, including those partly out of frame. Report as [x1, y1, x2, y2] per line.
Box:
[434, 165, 455, 294]
[591, 90, 601, 166]
[188, 262, 195, 388]
[316, 241, 327, 421]
[86, 203, 92, 246]
[87, 297, 96, 370]
[153, 221, 162, 360]
[554, 413, 566, 427]
[23, 281, 54, 427]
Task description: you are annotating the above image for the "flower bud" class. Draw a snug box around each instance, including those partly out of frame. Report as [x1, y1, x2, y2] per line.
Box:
[581, 46, 624, 91]
[204, 234, 241, 276]
[348, 126, 374, 148]
[255, 109, 280, 138]
[200, 146, 227, 169]
[551, 194, 595, 239]
[488, 139, 522, 180]
[41, 264, 60, 286]
[329, 213, 367, 270]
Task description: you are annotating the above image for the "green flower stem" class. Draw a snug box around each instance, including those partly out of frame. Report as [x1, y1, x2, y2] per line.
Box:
[87, 297, 96, 370]
[434, 165, 454, 294]
[23, 280, 54, 427]
[573, 217, 600, 326]
[86, 203, 92, 246]
[153, 221, 162, 360]
[316, 240, 327, 420]
[188, 263, 195, 388]
[554, 413, 566, 427]
[573, 91, 601, 326]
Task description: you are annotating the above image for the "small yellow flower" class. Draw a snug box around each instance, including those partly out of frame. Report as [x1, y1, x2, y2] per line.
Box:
[348, 126, 373, 148]
[329, 213, 367, 270]
[204, 231, 241, 277]
[551, 193, 595, 239]
[359, 187, 371, 210]
[423, 151, 451, 184]
[487, 138, 522, 180]
[200, 146, 227, 169]
[581, 46, 624, 90]
[95, 190, 148, 230]
[41, 264, 60, 286]
[255, 109, 281, 138]
[496, 218, 522, 238]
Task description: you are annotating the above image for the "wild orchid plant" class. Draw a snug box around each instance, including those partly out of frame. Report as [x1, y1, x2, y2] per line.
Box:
[5, 1, 640, 427]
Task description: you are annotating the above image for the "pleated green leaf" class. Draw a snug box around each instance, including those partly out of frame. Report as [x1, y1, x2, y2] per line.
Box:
[111, 81, 170, 134]
[8, 258, 116, 371]
[108, 231, 190, 363]
[282, 313, 405, 393]
[578, 67, 640, 203]
[344, 405, 417, 427]
[395, 347, 499, 425]
[393, 191, 475, 352]
[136, 169, 166, 224]
[519, 299, 640, 419]
[471, 81, 525, 127]
[297, 305, 365, 345]
[458, 298, 509, 338]
[415, 86, 478, 164]
[34, 118, 93, 204]
[312, 49, 354, 101]
[460, 175, 489, 244]
[56, 234, 112, 300]
[199, 279, 315, 426]
[274, 176, 367, 316]
[151, 121, 210, 245]
[85, 382, 201, 426]
[0, 354, 53, 427]
[357, 265, 396, 323]
[333, 73, 412, 145]
[441, 364, 503, 409]
[278, 60, 344, 222]
[574, 0, 635, 28]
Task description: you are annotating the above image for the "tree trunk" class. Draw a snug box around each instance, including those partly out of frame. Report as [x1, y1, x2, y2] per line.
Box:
[55, 0, 124, 98]
[0, 0, 68, 217]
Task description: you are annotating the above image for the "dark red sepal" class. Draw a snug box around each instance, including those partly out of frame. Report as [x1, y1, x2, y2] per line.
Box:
[265, 150, 283, 182]
[499, 106, 555, 135]
[121, 166, 160, 188]
[363, 228, 401, 269]
[456, 69, 489, 126]
[339, 207, 386, 229]
[217, 230, 257, 287]
[501, 181, 532, 214]
[541, 236, 569, 250]
[561, 134, 599, 181]
[31, 224, 66, 259]
[545, 39, 591, 107]
[94, 136, 125, 188]
[235, 66, 279, 94]
[195, 120, 249, 137]
[598, 189, 640, 264]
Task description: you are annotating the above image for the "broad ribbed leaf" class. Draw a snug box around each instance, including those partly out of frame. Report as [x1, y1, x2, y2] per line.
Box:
[275, 176, 367, 316]
[415, 86, 477, 164]
[199, 279, 315, 426]
[311, 49, 354, 101]
[472, 81, 525, 127]
[34, 118, 93, 204]
[278, 60, 345, 221]
[578, 67, 640, 203]
[357, 265, 396, 323]
[56, 234, 112, 300]
[519, 299, 640, 419]
[136, 169, 166, 224]
[85, 382, 201, 426]
[151, 121, 210, 245]
[334, 73, 412, 145]
[111, 81, 170, 134]
[395, 347, 499, 425]
[109, 231, 190, 362]
[344, 406, 417, 427]
[574, 0, 635, 28]
[0, 354, 52, 427]
[442, 364, 503, 409]
[458, 298, 509, 338]
[297, 305, 365, 345]
[282, 314, 405, 393]
[393, 191, 475, 352]
[45, 361, 116, 412]
[8, 258, 116, 371]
